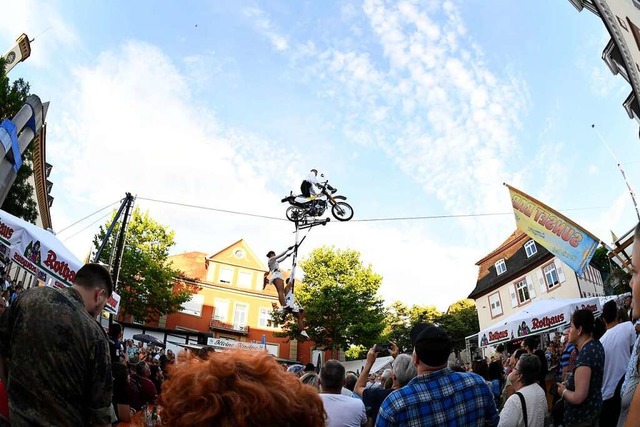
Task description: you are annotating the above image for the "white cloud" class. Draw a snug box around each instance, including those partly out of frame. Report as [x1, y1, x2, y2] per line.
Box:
[49, 41, 302, 259]
[291, 0, 529, 249]
[243, 6, 289, 52]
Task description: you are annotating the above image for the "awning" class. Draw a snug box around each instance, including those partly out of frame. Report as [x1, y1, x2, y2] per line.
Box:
[477, 297, 602, 348]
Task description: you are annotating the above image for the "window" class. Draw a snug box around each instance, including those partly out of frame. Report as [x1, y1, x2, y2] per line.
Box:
[489, 292, 502, 318]
[213, 299, 229, 322]
[238, 271, 252, 289]
[543, 263, 559, 289]
[219, 267, 233, 284]
[495, 259, 507, 275]
[233, 303, 248, 328]
[258, 307, 272, 328]
[515, 279, 530, 304]
[524, 240, 537, 258]
[180, 294, 204, 316]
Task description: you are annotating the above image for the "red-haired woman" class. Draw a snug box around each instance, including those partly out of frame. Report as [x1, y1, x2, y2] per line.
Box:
[159, 350, 326, 426]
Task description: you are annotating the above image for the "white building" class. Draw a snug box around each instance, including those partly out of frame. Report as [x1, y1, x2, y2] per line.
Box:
[468, 230, 605, 331]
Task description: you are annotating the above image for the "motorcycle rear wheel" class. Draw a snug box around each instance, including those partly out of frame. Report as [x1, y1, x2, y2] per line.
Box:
[331, 201, 354, 221]
[286, 206, 305, 222]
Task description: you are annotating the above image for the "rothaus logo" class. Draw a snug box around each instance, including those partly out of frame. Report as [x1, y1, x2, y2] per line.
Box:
[489, 330, 509, 341]
[0, 220, 15, 240]
[532, 313, 565, 330]
[43, 250, 77, 283]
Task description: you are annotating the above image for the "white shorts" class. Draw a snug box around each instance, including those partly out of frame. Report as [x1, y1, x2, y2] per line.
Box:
[269, 270, 283, 284]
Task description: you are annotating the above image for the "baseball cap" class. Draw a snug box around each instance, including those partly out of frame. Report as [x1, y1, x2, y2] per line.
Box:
[410, 323, 451, 367]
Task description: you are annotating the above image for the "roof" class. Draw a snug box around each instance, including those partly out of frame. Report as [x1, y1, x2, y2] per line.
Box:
[207, 239, 265, 271]
[468, 232, 553, 300]
[168, 252, 208, 281]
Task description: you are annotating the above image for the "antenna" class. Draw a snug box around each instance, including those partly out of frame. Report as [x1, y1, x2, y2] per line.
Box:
[592, 124, 640, 221]
[30, 26, 52, 42]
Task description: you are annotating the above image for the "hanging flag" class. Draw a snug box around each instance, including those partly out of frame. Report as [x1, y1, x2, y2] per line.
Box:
[505, 184, 599, 275]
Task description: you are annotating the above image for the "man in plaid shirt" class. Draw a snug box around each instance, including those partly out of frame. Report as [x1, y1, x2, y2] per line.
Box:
[376, 324, 499, 426]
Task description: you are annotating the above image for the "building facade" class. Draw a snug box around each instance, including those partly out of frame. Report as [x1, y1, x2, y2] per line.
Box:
[570, 0, 640, 134]
[468, 230, 605, 331]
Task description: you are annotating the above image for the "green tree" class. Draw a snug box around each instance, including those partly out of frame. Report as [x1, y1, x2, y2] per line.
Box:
[275, 246, 386, 358]
[0, 58, 37, 223]
[590, 246, 611, 283]
[381, 301, 441, 353]
[438, 299, 479, 354]
[93, 207, 197, 322]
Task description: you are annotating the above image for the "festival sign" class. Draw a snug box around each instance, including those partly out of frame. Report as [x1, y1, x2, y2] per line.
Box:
[505, 184, 599, 276]
[207, 337, 278, 356]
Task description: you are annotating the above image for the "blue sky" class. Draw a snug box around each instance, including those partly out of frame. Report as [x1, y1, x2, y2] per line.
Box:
[2, 0, 639, 310]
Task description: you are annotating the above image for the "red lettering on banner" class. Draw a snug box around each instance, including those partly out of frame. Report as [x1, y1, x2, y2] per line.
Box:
[512, 196, 534, 218]
[12, 252, 37, 274]
[0, 221, 14, 240]
[488, 330, 509, 342]
[531, 313, 565, 330]
[43, 250, 76, 283]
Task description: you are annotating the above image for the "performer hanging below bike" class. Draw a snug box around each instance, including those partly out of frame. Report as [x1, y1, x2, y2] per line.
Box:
[264, 248, 294, 306]
[264, 249, 309, 339]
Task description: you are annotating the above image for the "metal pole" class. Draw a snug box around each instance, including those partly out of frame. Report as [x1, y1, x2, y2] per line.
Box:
[111, 193, 134, 293]
[93, 195, 129, 262]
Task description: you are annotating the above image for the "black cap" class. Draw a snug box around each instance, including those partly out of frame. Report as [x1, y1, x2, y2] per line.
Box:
[304, 363, 315, 372]
[410, 323, 451, 366]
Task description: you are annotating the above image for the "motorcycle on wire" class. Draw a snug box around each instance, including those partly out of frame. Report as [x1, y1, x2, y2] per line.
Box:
[281, 180, 354, 222]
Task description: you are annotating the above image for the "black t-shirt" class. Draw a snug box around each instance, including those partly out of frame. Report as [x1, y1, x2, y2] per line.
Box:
[363, 387, 394, 420]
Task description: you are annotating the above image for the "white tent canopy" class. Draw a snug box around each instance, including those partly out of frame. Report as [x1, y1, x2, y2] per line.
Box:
[477, 297, 602, 348]
[0, 209, 121, 314]
[0, 208, 81, 287]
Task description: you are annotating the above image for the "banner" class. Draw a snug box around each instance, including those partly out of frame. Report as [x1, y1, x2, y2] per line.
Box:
[207, 337, 278, 356]
[505, 184, 599, 275]
[478, 297, 602, 347]
[0, 210, 120, 309]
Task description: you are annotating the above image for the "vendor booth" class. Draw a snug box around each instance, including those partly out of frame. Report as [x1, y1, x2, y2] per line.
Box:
[477, 297, 602, 348]
[0, 208, 120, 314]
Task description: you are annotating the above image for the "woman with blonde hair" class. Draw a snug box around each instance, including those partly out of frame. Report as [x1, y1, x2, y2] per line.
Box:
[159, 350, 325, 426]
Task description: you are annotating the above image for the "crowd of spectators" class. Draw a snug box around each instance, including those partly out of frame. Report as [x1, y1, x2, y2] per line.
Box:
[2, 236, 640, 427]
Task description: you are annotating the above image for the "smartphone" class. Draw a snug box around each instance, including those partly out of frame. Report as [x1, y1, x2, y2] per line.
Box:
[374, 343, 392, 352]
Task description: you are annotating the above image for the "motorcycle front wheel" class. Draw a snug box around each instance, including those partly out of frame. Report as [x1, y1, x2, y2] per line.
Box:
[286, 206, 305, 222]
[331, 201, 354, 221]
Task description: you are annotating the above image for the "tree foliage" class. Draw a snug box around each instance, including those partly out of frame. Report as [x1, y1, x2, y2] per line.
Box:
[0, 58, 37, 223]
[439, 299, 480, 353]
[93, 207, 197, 322]
[381, 299, 479, 354]
[275, 246, 386, 357]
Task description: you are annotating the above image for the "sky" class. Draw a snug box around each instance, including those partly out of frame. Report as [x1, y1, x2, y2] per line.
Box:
[1, 0, 639, 311]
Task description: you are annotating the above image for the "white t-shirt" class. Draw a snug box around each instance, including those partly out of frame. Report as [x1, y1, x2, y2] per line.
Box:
[498, 383, 548, 427]
[600, 321, 637, 400]
[320, 393, 367, 427]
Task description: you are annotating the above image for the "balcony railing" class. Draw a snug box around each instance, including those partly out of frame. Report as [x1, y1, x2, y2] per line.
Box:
[209, 319, 250, 335]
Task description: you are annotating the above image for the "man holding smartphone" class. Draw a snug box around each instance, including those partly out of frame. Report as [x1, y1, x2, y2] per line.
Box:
[354, 342, 417, 425]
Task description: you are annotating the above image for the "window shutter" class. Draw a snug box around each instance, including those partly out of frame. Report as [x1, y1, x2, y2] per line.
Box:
[554, 259, 567, 283]
[509, 285, 518, 308]
[536, 270, 547, 294]
[526, 275, 536, 299]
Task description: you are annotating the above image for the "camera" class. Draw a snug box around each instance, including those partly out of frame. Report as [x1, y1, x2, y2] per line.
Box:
[374, 343, 392, 352]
